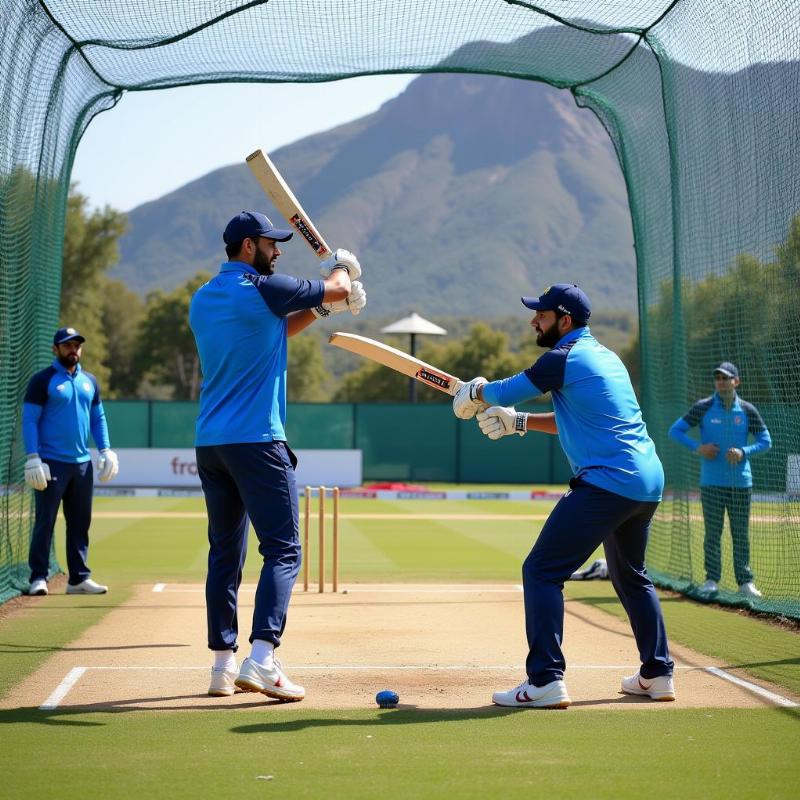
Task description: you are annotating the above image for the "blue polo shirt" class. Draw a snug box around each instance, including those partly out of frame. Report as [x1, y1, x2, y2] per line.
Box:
[189, 261, 325, 446]
[482, 327, 664, 502]
[668, 393, 771, 488]
[22, 361, 110, 462]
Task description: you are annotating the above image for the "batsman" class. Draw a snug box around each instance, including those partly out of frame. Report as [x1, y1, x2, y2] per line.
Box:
[453, 284, 674, 708]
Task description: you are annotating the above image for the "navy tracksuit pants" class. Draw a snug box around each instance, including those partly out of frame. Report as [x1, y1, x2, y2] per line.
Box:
[196, 441, 302, 652]
[523, 478, 673, 686]
[29, 459, 94, 585]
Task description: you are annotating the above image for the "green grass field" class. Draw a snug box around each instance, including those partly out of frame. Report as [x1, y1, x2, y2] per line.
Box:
[1, 494, 798, 799]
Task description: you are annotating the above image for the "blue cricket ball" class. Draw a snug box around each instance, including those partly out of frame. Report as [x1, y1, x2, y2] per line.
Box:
[376, 690, 399, 708]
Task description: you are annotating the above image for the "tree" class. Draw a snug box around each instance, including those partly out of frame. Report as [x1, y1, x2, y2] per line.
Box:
[60, 186, 127, 386]
[98, 277, 146, 397]
[287, 336, 331, 401]
[137, 272, 210, 400]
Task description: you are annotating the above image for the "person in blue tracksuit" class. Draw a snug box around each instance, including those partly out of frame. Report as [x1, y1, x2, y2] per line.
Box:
[189, 211, 366, 702]
[453, 284, 674, 708]
[669, 362, 771, 599]
[22, 327, 119, 597]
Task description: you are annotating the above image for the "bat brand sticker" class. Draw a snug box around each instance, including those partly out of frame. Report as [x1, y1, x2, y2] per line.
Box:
[416, 368, 453, 390]
[290, 214, 331, 257]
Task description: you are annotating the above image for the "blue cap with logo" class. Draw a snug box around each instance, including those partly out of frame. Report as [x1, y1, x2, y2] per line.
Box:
[521, 283, 591, 324]
[53, 327, 85, 345]
[713, 362, 739, 379]
[223, 211, 293, 245]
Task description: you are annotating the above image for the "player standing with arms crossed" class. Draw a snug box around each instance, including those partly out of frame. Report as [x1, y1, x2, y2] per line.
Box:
[190, 211, 365, 701]
[453, 284, 674, 707]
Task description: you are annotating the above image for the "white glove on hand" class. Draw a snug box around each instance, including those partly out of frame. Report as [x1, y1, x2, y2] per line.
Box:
[24, 455, 51, 491]
[347, 280, 366, 315]
[97, 449, 119, 482]
[477, 406, 528, 440]
[452, 377, 488, 419]
[320, 248, 362, 280]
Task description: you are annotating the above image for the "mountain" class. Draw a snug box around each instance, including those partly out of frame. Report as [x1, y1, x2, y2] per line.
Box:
[112, 72, 635, 315]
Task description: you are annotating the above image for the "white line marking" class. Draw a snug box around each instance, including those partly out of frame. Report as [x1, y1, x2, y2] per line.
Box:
[43, 664, 709, 672]
[152, 583, 166, 593]
[703, 666, 798, 707]
[39, 667, 86, 710]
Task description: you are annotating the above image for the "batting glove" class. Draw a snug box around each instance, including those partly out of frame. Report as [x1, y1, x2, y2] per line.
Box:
[477, 406, 528, 440]
[347, 280, 367, 315]
[24, 455, 51, 491]
[97, 449, 119, 482]
[320, 248, 362, 280]
[452, 377, 488, 419]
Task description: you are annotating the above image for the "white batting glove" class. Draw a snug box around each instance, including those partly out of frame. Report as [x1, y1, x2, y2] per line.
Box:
[452, 377, 488, 419]
[320, 248, 362, 280]
[24, 455, 51, 491]
[97, 449, 119, 482]
[311, 299, 349, 318]
[477, 406, 528, 440]
[347, 280, 366, 315]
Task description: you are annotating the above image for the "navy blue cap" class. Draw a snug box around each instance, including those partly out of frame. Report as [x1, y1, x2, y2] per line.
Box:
[223, 211, 293, 245]
[53, 327, 85, 345]
[714, 362, 739, 379]
[521, 283, 591, 324]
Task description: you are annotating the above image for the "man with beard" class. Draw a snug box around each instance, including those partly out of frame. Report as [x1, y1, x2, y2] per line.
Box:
[669, 362, 771, 599]
[452, 284, 673, 708]
[189, 211, 366, 702]
[22, 327, 119, 596]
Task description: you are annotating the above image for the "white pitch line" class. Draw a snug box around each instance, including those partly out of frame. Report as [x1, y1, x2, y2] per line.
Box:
[703, 666, 798, 707]
[41, 664, 717, 672]
[152, 583, 166, 592]
[39, 667, 86, 710]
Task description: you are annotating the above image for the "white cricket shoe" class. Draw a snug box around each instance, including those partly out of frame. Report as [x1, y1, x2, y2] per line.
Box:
[699, 579, 718, 595]
[738, 582, 762, 598]
[208, 666, 241, 697]
[66, 578, 108, 594]
[621, 670, 675, 701]
[492, 679, 571, 709]
[29, 579, 48, 596]
[234, 657, 305, 702]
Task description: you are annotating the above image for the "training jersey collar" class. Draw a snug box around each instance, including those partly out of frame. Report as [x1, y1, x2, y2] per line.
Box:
[552, 325, 591, 349]
[713, 390, 741, 410]
[50, 358, 82, 377]
[220, 260, 259, 276]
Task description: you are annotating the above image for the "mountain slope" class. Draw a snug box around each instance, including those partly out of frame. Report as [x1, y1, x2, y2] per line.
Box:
[112, 72, 635, 315]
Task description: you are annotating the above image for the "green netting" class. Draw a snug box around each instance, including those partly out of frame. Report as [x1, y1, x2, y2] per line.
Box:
[1, 1, 798, 614]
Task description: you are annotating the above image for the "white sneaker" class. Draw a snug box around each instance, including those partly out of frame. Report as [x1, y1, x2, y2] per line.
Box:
[492, 679, 571, 709]
[66, 578, 108, 595]
[738, 582, 762, 598]
[29, 579, 48, 596]
[699, 579, 718, 594]
[208, 666, 241, 697]
[234, 657, 305, 702]
[621, 670, 675, 701]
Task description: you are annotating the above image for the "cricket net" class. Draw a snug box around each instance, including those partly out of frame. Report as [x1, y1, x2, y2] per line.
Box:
[1, 1, 798, 615]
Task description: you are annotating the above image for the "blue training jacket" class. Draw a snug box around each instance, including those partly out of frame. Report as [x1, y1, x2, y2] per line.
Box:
[482, 327, 664, 502]
[668, 393, 771, 488]
[22, 360, 110, 462]
[189, 261, 325, 446]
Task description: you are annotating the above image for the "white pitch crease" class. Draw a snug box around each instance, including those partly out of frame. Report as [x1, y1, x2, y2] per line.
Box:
[39, 667, 86, 710]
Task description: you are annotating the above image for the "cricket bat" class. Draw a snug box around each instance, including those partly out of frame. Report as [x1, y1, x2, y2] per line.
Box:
[329, 332, 464, 396]
[246, 149, 332, 260]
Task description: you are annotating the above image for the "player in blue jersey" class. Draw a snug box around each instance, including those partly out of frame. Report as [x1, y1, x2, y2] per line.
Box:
[22, 327, 119, 597]
[453, 284, 674, 708]
[189, 211, 366, 702]
[669, 362, 771, 599]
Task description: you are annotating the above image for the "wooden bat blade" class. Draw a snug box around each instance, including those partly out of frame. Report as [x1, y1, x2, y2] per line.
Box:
[329, 332, 463, 396]
[246, 149, 332, 260]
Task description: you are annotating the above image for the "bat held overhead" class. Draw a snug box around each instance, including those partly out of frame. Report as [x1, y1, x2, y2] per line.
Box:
[328, 332, 464, 396]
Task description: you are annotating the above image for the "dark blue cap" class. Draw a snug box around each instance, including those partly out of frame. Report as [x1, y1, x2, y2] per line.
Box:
[714, 362, 739, 379]
[521, 283, 591, 324]
[53, 327, 85, 345]
[223, 211, 293, 245]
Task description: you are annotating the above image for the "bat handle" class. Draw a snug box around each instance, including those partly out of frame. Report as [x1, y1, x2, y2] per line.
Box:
[450, 380, 465, 397]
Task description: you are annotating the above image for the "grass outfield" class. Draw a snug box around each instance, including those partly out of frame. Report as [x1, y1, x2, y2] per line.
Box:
[1, 495, 798, 798]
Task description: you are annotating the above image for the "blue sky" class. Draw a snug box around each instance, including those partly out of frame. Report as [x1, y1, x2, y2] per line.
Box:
[71, 75, 414, 212]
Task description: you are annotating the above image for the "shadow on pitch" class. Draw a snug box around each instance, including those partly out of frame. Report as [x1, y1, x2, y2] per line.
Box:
[0, 641, 189, 653]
